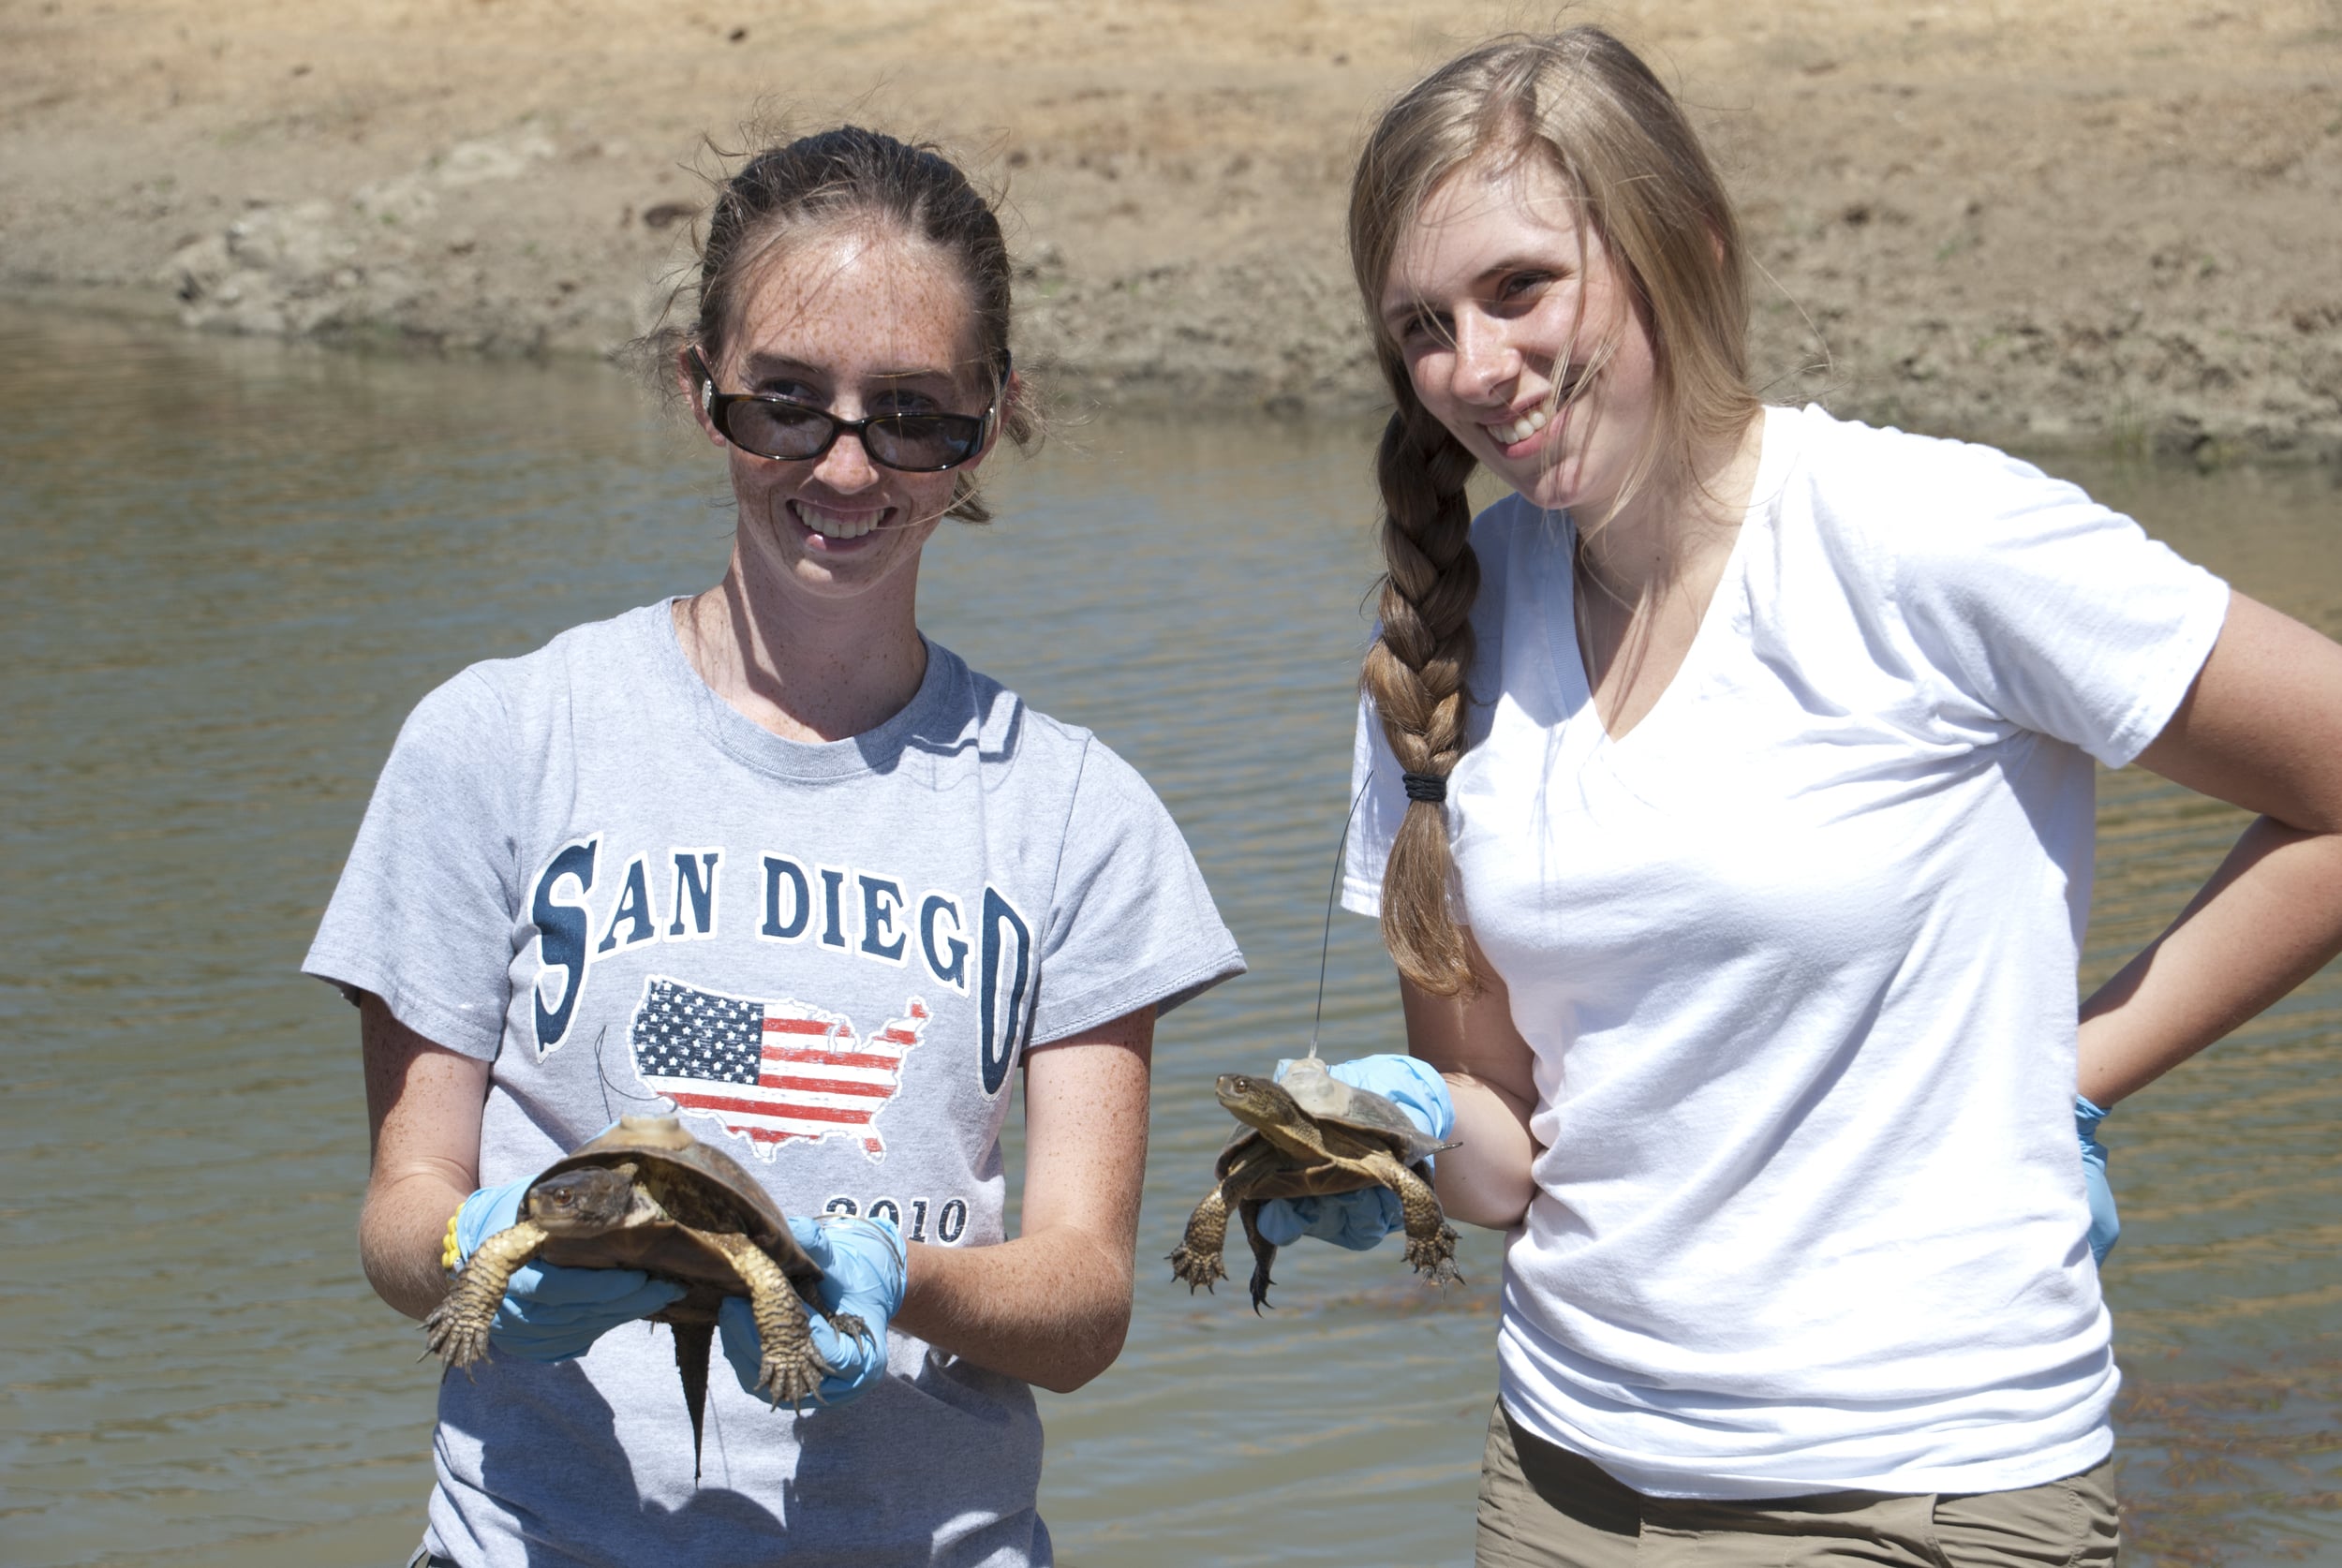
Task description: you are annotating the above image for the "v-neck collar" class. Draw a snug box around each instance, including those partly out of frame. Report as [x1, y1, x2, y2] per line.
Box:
[1546, 407, 1791, 752]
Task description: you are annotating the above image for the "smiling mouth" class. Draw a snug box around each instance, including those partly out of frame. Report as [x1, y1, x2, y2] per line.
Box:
[1489, 373, 1590, 449]
[1490, 407, 1550, 446]
[793, 500, 886, 540]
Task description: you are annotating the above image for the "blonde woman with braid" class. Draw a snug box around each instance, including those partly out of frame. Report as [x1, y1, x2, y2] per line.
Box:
[1256, 28, 2342, 1565]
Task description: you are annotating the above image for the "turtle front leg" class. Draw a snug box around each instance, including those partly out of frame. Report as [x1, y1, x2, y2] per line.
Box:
[423, 1219, 551, 1372]
[1168, 1187, 1232, 1293]
[706, 1232, 829, 1407]
[1372, 1156, 1461, 1288]
[1237, 1198, 1280, 1314]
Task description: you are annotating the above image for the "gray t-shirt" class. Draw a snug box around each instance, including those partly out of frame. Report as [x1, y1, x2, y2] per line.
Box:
[306, 601, 1244, 1568]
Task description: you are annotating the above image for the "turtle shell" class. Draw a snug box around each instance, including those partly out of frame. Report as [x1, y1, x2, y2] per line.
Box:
[1271, 1056, 1450, 1165]
[526, 1114, 823, 1301]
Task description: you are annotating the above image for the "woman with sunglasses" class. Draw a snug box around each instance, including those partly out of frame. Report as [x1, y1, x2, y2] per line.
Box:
[307, 126, 1243, 1568]
[1265, 29, 2342, 1565]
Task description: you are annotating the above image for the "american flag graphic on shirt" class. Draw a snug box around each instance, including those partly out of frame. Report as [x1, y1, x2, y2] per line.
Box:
[630, 976, 928, 1161]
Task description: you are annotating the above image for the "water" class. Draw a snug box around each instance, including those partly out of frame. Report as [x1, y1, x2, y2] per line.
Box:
[1, 307, 2336, 1568]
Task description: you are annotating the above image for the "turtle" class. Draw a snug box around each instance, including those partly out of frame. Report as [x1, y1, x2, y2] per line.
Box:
[422, 1114, 871, 1476]
[1168, 1055, 1461, 1311]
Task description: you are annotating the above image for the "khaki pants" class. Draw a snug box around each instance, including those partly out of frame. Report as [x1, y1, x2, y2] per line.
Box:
[1478, 1405, 2121, 1567]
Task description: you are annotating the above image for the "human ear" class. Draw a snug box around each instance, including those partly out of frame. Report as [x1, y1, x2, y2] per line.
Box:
[678, 346, 729, 450]
[968, 368, 1022, 470]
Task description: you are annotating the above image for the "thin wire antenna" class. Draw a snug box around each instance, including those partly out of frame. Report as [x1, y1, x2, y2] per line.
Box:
[1308, 770, 1377, 1060]
[595, 1024, 673, 1120]
[595, 1026, 615, 1123]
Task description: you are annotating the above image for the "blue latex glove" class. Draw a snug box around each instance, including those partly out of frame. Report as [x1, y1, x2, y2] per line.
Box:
[719, 1213, 906, 1410]
[450, 1176, 685, 1363]
[2076, 1093, 2120, 1265]
[1253, 1055, 1455, 1251]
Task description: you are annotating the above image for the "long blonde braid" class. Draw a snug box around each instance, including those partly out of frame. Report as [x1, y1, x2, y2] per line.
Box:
[1361, 395, 1483, 994]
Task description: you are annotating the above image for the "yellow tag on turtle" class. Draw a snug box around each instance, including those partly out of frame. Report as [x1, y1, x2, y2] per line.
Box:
[441, 1210, 463, 1274]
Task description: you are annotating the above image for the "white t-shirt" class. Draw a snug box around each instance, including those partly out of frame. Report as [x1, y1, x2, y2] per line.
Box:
[1343, 405, 2230, 1499]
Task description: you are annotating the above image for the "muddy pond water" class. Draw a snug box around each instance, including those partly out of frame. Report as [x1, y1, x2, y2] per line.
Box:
[2, 307, 2338, 1567]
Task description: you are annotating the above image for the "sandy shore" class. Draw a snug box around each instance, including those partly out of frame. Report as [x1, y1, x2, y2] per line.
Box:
[6, 0, 2339, 457]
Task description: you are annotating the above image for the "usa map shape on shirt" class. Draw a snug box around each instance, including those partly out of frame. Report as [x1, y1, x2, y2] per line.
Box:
[630, 976, 928, 1161]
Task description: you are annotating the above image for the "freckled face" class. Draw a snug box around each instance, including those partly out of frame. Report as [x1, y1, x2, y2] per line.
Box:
[693, 228, 994, 605]
[1382, 155, 1661, 519]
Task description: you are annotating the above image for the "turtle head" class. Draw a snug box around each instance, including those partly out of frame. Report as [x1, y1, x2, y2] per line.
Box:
[1215, 1072, 1302, 1132]
[525, 1164, 638, 1234]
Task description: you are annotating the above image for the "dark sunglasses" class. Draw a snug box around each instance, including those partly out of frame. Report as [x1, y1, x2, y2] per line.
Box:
[687, 348, 1003, 472]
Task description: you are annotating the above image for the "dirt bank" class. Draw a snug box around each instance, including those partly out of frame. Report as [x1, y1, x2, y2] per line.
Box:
[6, 0, 2340, 457]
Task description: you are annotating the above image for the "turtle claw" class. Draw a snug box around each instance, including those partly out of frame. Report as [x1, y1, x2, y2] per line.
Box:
[417, 1345, 482, 1383]
[1166, 1245, 1227, 1294]
[421, 1295, 497, 1374]
[758, 1352, 826, 1410]
[1402, 1221, 1463, 1289]
[753, 1309, 870, 1411]
[827, 1310, 875, 1355]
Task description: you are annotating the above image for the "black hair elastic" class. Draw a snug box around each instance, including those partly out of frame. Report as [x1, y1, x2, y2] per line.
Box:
[1401, 772, 1447, 804]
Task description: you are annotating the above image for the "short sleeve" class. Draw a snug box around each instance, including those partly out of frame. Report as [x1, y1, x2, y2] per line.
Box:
[1887, 446, 2231, 768]
[1025, 740, 1246, 1045]
[1341, 693, 1408, 920]
[301, 669, 524, 1058]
